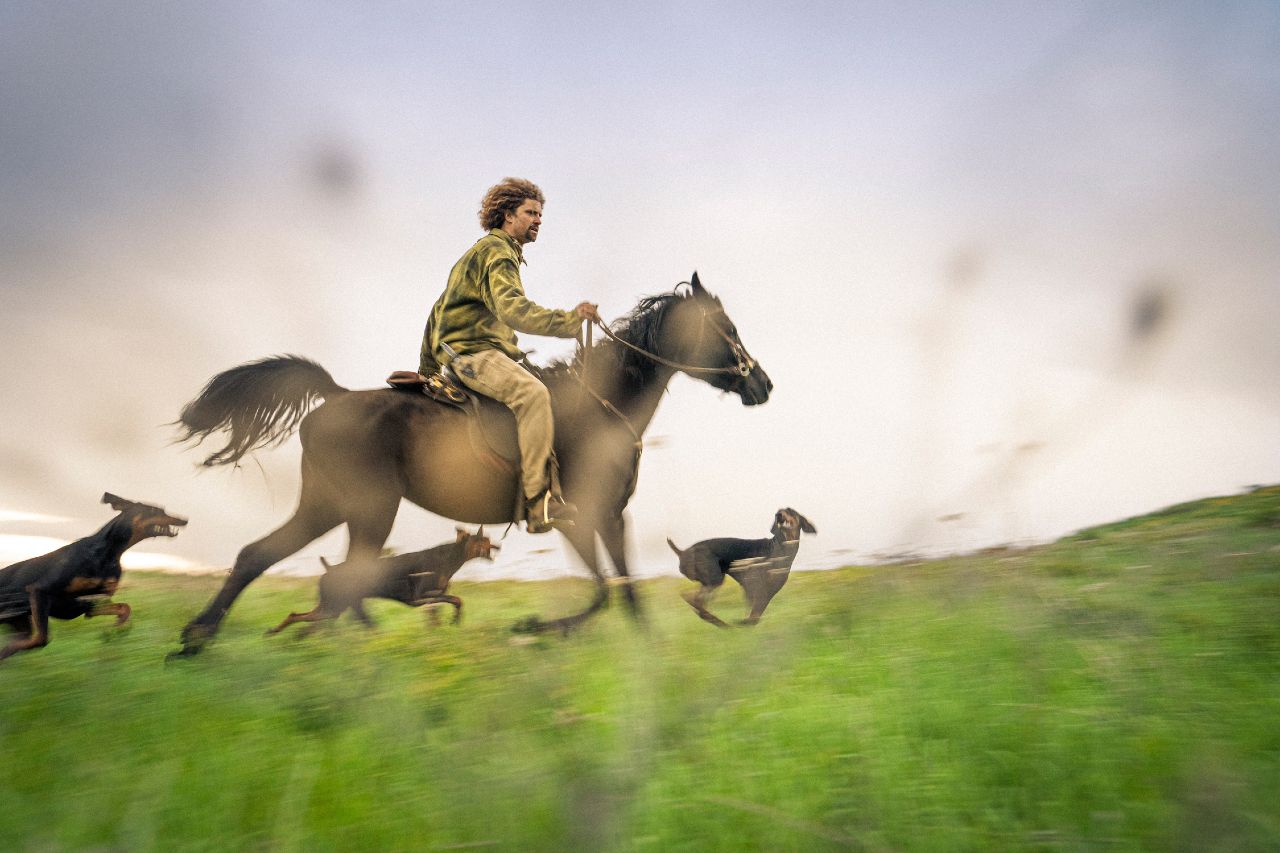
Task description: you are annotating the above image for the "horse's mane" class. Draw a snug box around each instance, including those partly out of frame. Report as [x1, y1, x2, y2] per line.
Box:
[538, 290, 688, 387]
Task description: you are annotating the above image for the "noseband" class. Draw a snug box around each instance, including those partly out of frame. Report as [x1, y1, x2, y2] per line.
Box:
[697, 306, 758, 379]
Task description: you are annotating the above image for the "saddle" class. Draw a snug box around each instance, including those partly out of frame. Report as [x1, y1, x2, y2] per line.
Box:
[387, 370, 467, 405]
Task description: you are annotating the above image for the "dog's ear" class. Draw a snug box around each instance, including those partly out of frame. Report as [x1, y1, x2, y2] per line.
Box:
[456, 527, 468, 542]
[789, 510, 817, 534]
[690, 271, 704, 294]
[102, 493, 132, 511]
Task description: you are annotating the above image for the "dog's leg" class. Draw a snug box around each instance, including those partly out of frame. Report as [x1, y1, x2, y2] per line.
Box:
[0, 590, 51, 662]
[89, 600, 132, 627]
[733, 558, 792, 627]
[265, 607, 330, 636]
[737, 584, 776, 626]
[418, 595, 464, 626]
[681, 585, 732, 628]
[437, 594, 463, 624]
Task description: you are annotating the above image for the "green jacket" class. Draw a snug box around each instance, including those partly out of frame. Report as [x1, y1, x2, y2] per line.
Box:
[420, 229, 581, 373]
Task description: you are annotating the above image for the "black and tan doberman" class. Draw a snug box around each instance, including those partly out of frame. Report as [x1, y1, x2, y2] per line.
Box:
[667, 507, 816, 627]
[0, 493, 187, 663]
[266, 528, 498, 635]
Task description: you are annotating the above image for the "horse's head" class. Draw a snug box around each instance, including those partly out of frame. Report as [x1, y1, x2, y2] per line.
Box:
[659, 272, 772, 406]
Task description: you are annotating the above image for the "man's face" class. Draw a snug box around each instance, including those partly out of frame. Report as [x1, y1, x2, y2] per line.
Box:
[503, 198, 543, 245]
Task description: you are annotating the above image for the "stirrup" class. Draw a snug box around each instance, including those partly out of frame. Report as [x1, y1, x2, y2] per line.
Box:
[526, 491, 576, 534]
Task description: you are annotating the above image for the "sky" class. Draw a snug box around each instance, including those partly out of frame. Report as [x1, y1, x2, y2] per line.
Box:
[1, 1, 1278, 580]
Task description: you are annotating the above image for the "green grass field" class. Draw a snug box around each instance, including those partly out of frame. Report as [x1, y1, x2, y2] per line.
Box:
[3, 487, 1279, 851]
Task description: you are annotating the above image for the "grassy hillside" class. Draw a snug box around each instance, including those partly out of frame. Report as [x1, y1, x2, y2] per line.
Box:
[2, 486, 1278, 851]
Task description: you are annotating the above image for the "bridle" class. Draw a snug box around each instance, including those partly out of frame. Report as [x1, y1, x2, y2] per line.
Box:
[587, 299, 758, 380]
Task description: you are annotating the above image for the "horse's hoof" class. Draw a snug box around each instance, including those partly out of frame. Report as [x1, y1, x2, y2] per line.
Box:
[511, 615, 544, 635]
[164, 646, 199, 663]
[172, 623, 216, 658]
[180, 623, 211, 643]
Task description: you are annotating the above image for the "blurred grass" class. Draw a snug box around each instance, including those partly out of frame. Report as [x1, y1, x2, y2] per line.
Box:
[2, 486, 1279, 851]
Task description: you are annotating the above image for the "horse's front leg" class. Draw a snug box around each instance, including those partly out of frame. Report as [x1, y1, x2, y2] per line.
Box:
[598, 512, 644, 624]
[512, 519, 609, 635]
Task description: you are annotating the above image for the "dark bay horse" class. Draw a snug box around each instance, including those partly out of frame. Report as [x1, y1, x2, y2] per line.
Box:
[171, 274, 771, 655]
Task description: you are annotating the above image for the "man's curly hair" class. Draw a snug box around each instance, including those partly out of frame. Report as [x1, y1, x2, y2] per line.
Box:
[479, 177, 545, 231]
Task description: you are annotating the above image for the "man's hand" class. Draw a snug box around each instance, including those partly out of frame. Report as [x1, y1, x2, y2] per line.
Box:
[574, 302, 601, 323]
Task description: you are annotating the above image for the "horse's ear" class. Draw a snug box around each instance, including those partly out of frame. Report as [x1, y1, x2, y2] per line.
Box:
[690, 271, 704, 294]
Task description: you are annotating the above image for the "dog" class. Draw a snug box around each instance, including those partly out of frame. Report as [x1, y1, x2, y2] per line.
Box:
[667, 507, 816, 627]
[0, 493, 188, 663]
[266, 527, 499, 635]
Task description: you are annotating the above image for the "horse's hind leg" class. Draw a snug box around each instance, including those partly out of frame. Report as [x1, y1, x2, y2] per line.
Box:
[339, 488, 402, 631]
[176, 495, 341, 657]
[350, 601, 377, 629]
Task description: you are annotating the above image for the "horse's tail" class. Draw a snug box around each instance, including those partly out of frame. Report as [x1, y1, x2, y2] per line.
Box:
[175, 354, 347, 467]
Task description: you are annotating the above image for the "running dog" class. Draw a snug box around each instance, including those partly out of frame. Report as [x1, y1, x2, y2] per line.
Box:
[667, 507, 816, 627]
[0, 493, 187, 663]
[266, 528, 498, 635]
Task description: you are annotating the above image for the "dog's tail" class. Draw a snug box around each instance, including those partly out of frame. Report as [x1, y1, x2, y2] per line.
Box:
[666, 537, 683, 557]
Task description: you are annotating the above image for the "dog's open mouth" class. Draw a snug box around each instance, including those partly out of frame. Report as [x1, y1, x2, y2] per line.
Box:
[149, 524, 183, 537]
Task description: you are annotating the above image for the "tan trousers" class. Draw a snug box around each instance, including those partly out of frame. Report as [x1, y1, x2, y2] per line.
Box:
[450, 349, 553, 501]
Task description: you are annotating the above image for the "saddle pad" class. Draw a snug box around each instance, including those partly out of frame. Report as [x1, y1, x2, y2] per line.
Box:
[385, 370, 520, 468]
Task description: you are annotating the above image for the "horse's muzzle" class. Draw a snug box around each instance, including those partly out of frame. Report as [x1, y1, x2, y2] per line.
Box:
[739, 366, 772, 406]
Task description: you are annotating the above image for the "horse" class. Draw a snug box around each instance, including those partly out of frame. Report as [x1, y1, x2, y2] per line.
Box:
[170, 273, 771, 656]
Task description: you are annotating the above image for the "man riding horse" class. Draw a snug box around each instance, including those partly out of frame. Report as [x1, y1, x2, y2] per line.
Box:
[422, 177, 599, 533]
[171, 188, 772, 651]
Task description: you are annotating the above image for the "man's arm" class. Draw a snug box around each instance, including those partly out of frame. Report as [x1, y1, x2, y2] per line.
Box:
[484, 257, 586, 339]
